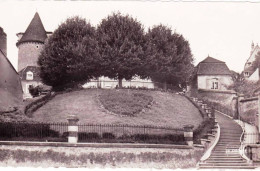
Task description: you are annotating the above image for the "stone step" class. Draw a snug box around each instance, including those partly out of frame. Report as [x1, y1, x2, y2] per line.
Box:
[205, 161, 247, 164]
[199, 165, 256, 169]
[217, 143, 241, 145]
[206, 158, 244, 162]
[210, 154, 241, 157]
[219, 136, 241, 139]
[199, 162, 251, 166]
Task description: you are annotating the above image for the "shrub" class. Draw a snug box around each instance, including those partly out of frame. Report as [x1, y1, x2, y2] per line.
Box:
[24, 92, 56, 117]
[29, 85, 42, 97]
[78, 132, 100, 141]
[0, 122, 60, 140]
[99, 90, 153, 116]
[193, 118, 215, 144]
[102, 132, 116, 139]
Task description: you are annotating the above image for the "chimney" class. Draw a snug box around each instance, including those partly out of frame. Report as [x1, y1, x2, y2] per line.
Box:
[0, 27, 7, 56]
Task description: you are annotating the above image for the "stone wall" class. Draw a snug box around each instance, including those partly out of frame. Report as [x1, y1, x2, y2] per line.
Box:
[0, 52, 22, 111]
[196, 89, 236, 108]
[18, 42, 44, 71]
[239, 97, 258, 127]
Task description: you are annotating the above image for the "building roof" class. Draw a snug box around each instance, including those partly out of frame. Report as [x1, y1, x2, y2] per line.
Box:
[0, 49, 18, 75]
[19, 66, 41, 81]
[197, 56, 231, 75]
[16, 12, 47, 46]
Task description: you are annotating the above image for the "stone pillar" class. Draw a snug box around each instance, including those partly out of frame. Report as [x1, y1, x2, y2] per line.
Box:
[205, 107, 211, 117]
[184, 125, 194, 146]
[197, 100, 203, 107]
[202, 104, 207, 109]
[67, 115, 79, 143]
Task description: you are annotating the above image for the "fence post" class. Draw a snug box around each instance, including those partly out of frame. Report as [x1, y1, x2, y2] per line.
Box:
[184, 125, 194, 146]
[67, 115, 79, 143]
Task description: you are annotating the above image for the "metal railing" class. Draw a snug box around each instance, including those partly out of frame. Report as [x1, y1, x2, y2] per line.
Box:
[0, 122, 185, 144]
[77, 124, 185, 144]
[0, 122, 68, 141]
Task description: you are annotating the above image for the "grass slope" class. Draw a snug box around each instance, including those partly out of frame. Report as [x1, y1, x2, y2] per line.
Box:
[32, 89, 203, 128]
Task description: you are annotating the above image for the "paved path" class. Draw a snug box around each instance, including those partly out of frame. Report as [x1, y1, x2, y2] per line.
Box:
[199, 111, 255, 169]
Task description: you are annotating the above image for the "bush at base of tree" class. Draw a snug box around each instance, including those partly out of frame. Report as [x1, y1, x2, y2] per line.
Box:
[29, 85, 42, 97]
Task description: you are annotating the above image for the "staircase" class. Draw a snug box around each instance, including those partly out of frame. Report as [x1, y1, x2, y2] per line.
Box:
[198, 111, 256, 169]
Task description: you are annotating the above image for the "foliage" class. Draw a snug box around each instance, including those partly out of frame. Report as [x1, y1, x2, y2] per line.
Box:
[144, 25, 194, 89]
[77, 131, 185, 144]
[24, 92, 56, 117]
[193, 118, 215, 144]
[0, 122, 60, 140]
[99, 89, 153, 116]
[97, 12, 146, 87]
[29, 85, 42, 97]
[38, 16, 101, 89]
[228, 71, 260, 97]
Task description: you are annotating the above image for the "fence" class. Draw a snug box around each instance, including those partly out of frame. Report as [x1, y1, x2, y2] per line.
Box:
[0, 122, 186, 144]
[77, 124, 185, 144]
[0, 122, 68, 142]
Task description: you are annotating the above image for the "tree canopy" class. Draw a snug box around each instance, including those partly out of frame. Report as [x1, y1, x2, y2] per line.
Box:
[38, 13, 194, 90]
[38, 16, 101, 89]
[144, 25, 194, 89]
[97, 12, 146, 87]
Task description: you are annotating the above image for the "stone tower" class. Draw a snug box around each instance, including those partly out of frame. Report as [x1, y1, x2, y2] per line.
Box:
[16, 12, 48, 72]
[0, 27, 7, 56]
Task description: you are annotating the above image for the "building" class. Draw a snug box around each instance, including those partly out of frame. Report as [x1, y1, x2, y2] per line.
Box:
[243, 42, 260, 81]
[196, 56, 233, 91]
[0, 27, 22, 111]
[83, 76, 154, 89]
[17, 12, 51, 99]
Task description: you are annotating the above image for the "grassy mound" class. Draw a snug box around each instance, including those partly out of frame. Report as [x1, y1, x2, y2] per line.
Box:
[99, 90, 153, 116]
[32, 89, 203, 128]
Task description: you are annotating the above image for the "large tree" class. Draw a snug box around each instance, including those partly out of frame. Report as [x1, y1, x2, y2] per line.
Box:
[144, 25, 194, 90]
[97, 12, 146, 88]
[38, 16, 101, 89]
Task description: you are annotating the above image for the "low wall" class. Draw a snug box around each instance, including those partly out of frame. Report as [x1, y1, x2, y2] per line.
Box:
[0, 142, 203, 168]
[197, 89, 236, 108]
[246, 144, 260, 162]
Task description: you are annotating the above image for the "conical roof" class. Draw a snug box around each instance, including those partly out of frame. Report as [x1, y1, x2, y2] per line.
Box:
[17, 12, 47, 46]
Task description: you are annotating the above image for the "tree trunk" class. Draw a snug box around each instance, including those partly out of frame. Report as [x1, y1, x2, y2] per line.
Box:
[163, 81, 167, 90]
[118, 78, 123, 88]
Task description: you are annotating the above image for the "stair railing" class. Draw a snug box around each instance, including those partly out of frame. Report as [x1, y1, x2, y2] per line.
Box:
[238, 120, 252, 163]
[199, 123, 220, 162]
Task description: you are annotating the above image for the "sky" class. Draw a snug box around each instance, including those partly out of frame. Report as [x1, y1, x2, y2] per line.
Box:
[1, 1, 260, 73]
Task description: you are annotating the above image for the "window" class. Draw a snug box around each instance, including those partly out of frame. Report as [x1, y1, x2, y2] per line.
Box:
[211, 81, 219, 89]
[244, 72, 249, 76]
[26, 71, 33, 80]
[209, 78, 219, 90]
